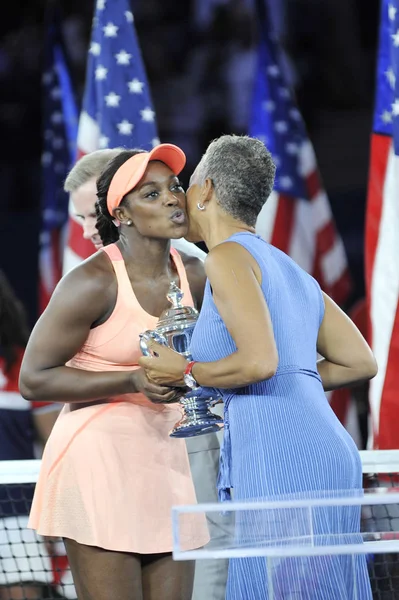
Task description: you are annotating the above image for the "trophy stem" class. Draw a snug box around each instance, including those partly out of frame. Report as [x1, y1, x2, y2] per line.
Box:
[140, 281, 224, 438]
[170, 394, 224, 438]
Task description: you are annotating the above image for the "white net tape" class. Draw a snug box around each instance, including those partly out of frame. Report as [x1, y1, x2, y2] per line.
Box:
[0, 451, 398, 598]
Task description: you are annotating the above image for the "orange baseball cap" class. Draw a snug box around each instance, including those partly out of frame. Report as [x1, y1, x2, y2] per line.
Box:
[106, 143, 186, 214]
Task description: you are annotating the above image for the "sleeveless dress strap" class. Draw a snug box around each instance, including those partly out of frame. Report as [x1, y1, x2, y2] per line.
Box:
[101, 243, 123, 261]
[100, 243, 134, 310]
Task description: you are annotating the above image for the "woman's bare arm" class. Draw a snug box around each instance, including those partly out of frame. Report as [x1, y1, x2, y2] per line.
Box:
[140, 242, 278, 388]
[316, 292, 377, 391]
[19, 256, 179, 404]
[189, 242, 278, 388]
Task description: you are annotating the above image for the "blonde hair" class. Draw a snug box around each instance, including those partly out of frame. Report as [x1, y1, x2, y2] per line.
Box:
[64, 148, 124, 193]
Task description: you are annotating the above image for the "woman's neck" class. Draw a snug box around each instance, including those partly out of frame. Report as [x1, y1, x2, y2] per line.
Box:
[200, 220, 255, 251]
[117, 232, 172, 279]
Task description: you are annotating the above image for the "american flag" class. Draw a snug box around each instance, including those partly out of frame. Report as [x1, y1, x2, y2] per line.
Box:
[251, 39, 352, 306]
[63, 0, 158, 273]
[40, 11, 78, 312]
[250, 18, 353, 431]
[365, 0, 399, 449]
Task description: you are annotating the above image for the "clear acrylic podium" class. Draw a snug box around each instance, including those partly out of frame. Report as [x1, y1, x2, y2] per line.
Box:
[172, 489, 399, 598]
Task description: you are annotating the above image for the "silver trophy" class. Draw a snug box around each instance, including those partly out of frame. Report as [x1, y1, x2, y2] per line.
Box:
[139, 282, 224, 438]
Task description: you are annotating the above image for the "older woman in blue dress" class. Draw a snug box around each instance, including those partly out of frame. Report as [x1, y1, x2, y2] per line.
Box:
[140, 135, 377, 599]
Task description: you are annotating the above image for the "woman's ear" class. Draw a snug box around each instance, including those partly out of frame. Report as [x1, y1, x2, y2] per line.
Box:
[201, 177, 214, 207]
[113, 206, 129, 225]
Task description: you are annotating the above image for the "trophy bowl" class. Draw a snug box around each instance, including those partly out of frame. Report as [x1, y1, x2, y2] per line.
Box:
[139, 282, 224, 438]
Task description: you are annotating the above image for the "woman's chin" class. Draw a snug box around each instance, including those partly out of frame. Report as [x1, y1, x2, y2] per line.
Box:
[184, 231, 203, 244]
[168, 223, 189, 239]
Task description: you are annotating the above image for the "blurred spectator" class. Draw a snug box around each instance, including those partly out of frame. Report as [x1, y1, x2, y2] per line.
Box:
[0, 271, 61, 599]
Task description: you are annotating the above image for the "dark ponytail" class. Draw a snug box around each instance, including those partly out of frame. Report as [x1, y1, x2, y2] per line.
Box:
[95, 149, 146, 246]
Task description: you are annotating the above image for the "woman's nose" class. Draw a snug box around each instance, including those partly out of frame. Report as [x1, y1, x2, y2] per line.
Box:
[165, 192, 179, 206]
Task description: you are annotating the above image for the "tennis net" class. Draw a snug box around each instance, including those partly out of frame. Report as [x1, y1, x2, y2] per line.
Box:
[0, 451, 399, 599]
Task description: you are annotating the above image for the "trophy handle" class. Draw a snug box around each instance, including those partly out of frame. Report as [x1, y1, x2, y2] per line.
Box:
[139, 331, 168, 357]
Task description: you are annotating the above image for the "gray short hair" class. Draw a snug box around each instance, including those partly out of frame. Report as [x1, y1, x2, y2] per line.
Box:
[64, 148, 124, 193]
[196, 135, 276, 227]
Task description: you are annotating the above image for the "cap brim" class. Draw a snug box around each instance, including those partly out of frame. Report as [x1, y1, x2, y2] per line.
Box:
[121, 144, 186, 196]
[147, 143, 186, 176]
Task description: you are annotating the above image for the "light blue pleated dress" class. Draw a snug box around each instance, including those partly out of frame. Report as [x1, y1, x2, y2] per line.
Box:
[189, 232, 372, 600]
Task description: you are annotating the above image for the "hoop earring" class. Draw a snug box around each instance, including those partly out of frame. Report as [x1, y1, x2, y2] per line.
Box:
[126, 219, 133, 226]
[197, 203, 205, 211]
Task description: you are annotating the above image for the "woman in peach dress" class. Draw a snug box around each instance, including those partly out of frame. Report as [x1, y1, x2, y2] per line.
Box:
[19, 144, 208, 600]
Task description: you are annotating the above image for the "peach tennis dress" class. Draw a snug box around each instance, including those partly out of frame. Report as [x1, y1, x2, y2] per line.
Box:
[28, 244, 208, 554]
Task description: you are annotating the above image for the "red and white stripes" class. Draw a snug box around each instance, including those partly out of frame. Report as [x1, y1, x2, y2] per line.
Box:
[256, 141, 351, 306]
[366, 134, 399, 449]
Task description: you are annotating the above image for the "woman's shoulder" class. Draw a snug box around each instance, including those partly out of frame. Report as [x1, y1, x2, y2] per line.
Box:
[63, 249, 114, 285]
[51, 250, 117, 310]
[205, 236, 261, 269]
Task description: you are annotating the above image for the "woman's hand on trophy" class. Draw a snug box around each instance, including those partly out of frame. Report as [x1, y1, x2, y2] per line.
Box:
[138, 340, 188, 387]
[131, 368, 182, 403]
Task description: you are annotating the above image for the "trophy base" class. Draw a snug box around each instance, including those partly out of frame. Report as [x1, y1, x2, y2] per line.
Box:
[170, 396, 224, 438]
